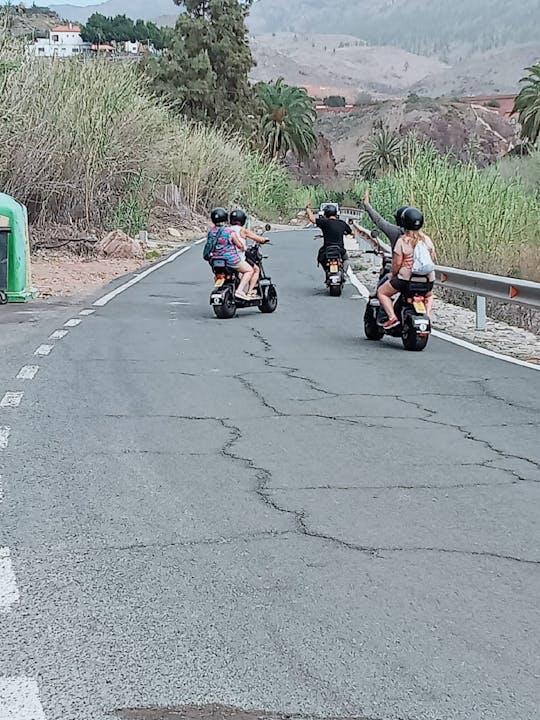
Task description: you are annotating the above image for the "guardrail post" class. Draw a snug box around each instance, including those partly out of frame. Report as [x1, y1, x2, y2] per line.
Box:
[476, 295, 487, 330]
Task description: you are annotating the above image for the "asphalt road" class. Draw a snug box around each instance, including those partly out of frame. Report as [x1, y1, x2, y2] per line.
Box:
[0, 230, 539, 720]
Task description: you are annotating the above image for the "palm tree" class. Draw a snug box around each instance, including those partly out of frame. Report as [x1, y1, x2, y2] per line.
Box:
[256, 78, 317, 161]
[513, 64, 540, 145]
[358, 128, 404, 178]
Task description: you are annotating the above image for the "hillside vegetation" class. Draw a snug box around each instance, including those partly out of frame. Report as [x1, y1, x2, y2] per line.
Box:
[0, 45, 293, 232]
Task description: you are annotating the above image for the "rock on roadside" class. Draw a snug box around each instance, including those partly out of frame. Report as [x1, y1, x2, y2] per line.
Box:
[95, 230, 144, 260]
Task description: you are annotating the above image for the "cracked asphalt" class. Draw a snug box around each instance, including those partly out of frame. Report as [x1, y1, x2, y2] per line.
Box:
[1, 230, 539, 720]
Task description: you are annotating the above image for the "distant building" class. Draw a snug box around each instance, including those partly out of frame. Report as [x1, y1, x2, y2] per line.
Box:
[30, 24, 91, 57]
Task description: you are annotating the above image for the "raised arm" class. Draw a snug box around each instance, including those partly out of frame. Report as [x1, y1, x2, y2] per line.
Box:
[305, 202, 317, 226]
[363, 190, 401, 246]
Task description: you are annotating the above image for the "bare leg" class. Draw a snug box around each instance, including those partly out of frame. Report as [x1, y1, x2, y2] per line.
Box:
[235, 261, 254, 295]
[248, 265, 260, 295]
[425, 292, 434, 317]
[377, 280, 398, 320]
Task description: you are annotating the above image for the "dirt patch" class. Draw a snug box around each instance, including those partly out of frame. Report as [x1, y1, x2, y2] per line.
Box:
[30, 253, 146, 299]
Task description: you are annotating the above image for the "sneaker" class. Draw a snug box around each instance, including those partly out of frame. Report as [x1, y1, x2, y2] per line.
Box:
[235, 290, 250, 301]
[383, 316, 400, 330]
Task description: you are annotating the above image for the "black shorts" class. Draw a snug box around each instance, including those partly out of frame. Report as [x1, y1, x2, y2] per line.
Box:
[390, 277, 434, 293]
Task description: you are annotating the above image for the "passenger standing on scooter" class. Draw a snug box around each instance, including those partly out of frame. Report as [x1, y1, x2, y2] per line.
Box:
[305, 202, 352, 267]
[377, 208, 437, 329]
[229, 209, 269, 300]
[363, 190, 407, 250]
[207, 208, 254, 301]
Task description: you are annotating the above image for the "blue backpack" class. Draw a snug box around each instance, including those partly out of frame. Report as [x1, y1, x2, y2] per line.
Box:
[203, 226, 227, 261]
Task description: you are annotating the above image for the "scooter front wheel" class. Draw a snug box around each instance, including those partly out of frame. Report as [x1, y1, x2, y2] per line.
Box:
[259, 284, 278, 313]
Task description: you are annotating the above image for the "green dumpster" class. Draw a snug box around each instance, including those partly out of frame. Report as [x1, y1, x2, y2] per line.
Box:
[0, 193, 36, 303]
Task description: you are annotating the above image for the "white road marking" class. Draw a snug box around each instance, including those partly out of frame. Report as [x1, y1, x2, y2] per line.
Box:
[0, 426, 10, 449]
[0, 548, 20, 612]
[93, 245, 194, 307]
[34, 345, 53, 356]
[64, 319, 81, 328]
[432, 330, 540, 371]
[348, 273, 540, 371]
[16, 365, 39, 381]
[346, 266, 370, 298]
[49, 330, 68, 340]
[0, 392, 23, 408]
[79, 309, 95, 316]
[0, 677, 46, 719]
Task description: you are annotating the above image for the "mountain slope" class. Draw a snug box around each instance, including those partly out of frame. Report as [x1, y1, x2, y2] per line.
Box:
[248, 0, 539, 59]
[49, 0, 175, 23]
[47, 0, 540, 61]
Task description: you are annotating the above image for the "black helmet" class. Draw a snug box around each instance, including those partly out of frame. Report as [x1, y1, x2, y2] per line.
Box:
[395, 206, 408, 226]
[230, 209, 247, 226]
[211, 207, 228, 225]
[401, 206, 424, 231]
[323, 204, 338, 218]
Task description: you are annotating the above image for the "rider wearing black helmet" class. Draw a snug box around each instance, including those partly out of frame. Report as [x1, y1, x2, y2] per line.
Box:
[228, 209, 268, 299]
[305, 201, 352, 267]
[363, 190, 406, 250]
[376, 206, 437, 329]
[207, 207, 255, 300]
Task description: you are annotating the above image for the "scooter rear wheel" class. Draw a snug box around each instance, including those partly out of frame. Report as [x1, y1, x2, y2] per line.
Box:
[213, 288, 237, 319]
[402, 320, 429, 351]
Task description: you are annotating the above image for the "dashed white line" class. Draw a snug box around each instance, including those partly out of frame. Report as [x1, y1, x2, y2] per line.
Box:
[0, 426, 10, 449]
[0, 392, 23, 408]
[64, 318, 81, 327]
[49, 329, 68, 340]
[0, 548, 20, 612]
[94, 245, 193, 307]
[16, 365, 39, 380]
[0, 677, 46, 719]
[79, 309, 95, 316]
[34, 344, 54, 356]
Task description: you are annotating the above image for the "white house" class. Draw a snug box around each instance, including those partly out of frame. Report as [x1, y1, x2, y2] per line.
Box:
[30, 24, 91, 57]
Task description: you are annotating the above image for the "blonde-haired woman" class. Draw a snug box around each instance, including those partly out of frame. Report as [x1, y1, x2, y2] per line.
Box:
[377, 207, 436, 329]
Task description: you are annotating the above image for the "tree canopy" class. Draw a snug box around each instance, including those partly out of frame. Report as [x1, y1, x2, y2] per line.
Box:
[513, 64, 540, 146]
[256, 78, 317, 161]
[149, 0, 255, 131]
[81, 14, 168, 49]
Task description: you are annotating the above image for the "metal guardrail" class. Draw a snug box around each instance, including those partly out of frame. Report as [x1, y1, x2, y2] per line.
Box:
[352, 221, 540, 328]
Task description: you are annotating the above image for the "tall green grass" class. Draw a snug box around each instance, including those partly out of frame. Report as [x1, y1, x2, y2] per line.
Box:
[365, 145, 540, 280]
[0, 47, 295, 231]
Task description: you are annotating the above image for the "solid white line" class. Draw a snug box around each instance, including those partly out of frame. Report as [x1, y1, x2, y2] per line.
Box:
[34, 345, 53, 356]
[16, 366, 39, 381]
[49, 330, 68, 340]
[0, 392, 23, 408]
[346, 267, 370, 298]
[0, 548, 20, 612]
[349, 272, 540, 371]
[432, 330, 540, 371]
[0, 677, 46, 719]
[93, 246, 193, 307]
[0, 426, 10, 450]
[79, 309, 95, 316]
[64, 318, 81, 328]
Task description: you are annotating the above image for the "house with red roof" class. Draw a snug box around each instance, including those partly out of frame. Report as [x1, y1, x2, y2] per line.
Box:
[29, 23, 91, 58]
